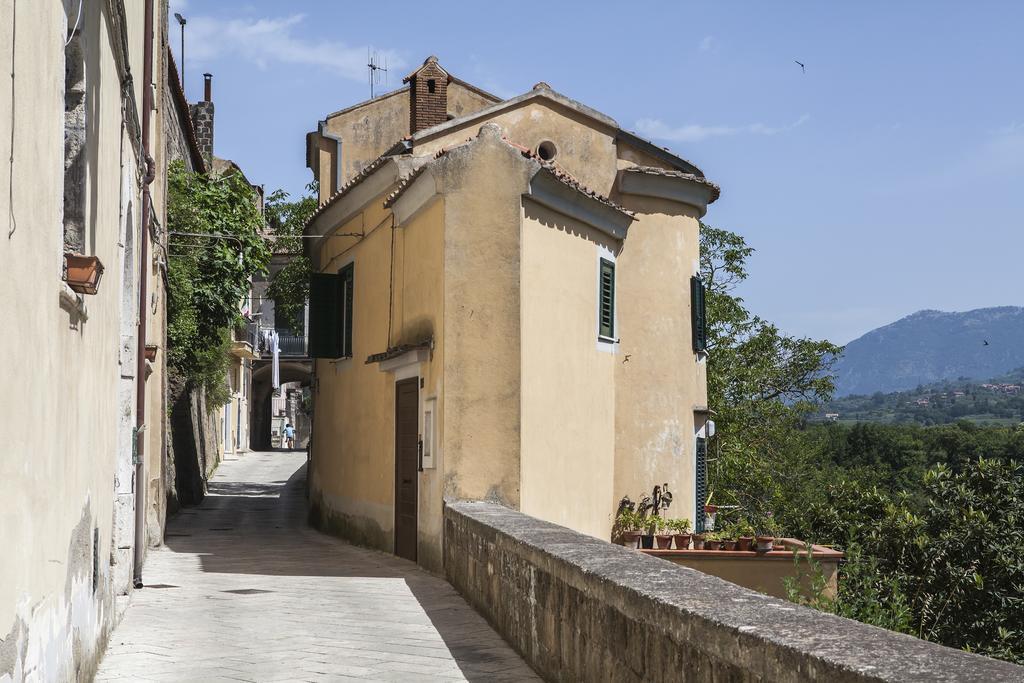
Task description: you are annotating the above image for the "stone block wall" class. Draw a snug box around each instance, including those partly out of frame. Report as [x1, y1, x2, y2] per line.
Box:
[444, 501, 1024, 682]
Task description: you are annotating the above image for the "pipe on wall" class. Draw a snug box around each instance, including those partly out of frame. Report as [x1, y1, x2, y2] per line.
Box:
[132, 0, 155, 588]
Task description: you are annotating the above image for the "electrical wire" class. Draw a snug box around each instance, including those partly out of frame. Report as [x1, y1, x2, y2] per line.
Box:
[65, 0, 84, 47]
[7, 0, 16, 239]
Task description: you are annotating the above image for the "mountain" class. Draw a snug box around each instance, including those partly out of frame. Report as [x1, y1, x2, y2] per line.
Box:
[833, 307, 1024, 397]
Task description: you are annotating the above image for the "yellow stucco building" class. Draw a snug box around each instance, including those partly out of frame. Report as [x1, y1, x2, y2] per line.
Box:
[305, 57, 718, 572]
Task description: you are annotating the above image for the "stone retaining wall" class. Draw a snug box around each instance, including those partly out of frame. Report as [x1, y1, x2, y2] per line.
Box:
[444, 500, 1024, 682]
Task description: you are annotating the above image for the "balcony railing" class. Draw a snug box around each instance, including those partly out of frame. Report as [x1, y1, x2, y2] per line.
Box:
[276, 333, 308, 357]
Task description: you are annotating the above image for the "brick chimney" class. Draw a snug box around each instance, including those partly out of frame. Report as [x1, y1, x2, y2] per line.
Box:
[404, 56, 450, 134]
[190, 72, 214, 168]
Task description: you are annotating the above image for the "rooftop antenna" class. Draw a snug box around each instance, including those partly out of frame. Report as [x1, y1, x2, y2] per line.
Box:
[368, 49, 388, 98]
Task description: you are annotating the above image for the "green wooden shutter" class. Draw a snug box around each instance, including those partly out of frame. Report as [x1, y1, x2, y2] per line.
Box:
[340, 263, 354, 357]
[691, 275, 707, 353]
[599, 258, 615, 339]
[308, 273, 342, 358]
[695, 436, 707, 533]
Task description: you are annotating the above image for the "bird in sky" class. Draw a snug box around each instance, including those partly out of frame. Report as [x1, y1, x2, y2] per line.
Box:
[795, 60, 805, 73]
[983, 340, 990, 346]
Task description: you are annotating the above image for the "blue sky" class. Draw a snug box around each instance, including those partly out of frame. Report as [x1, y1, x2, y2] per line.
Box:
[170, 1, 1024, 345]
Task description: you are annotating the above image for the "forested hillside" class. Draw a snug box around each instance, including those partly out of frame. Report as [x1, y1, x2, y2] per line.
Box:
[833, 307, 1024, 396]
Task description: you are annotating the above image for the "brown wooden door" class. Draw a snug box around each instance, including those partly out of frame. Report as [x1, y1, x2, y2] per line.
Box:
[394, 378, 419, 562]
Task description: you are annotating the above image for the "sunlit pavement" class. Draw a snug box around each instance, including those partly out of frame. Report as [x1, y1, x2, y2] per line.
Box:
[95, 451, 539, 682]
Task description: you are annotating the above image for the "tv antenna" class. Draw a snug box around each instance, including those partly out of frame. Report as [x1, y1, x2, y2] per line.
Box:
[368, 50, 388, 98]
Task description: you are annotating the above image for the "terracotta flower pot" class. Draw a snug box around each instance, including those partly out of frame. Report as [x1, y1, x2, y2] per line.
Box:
[639, 535, 654, 550]
[65, 254, 104, 295]
[144, 344, 159, 362]
[672, 534, 691, 550]
[655, 534, 673, 550]
[691, 534, 706, 550]
[755, 536, 775, 553]
[737, 536, 754, 552]
[722, 539, 737, 551]
[705, 540, 722, 551]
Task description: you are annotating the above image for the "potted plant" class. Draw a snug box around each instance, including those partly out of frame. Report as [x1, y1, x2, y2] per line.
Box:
[667, 518, 691, 550]
[704, 531, 723, 551]
[613, 497, 641, 548]
[756, 518, 780, 553]
[691, 530, 706, 550]
[65, 253, 104, 295]
[734, 520, 756, 551]
[721, 534, 737, 551]
[653, 516, 673, 549]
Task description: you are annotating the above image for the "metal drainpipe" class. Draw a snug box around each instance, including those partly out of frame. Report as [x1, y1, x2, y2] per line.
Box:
[133, 0, 156, 589]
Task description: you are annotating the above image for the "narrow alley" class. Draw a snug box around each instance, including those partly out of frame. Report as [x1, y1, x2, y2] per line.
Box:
[95, 452, 539, 682]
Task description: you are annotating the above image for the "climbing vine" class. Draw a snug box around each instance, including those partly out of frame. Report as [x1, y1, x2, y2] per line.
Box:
[166, 160, 270, 403]
[264, 181, 318, 334]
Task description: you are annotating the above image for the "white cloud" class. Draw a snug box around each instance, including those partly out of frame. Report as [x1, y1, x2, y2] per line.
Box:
[699, 35, 714, 52]
[185, 13, 403, 82]
[636, 114, 810, 143]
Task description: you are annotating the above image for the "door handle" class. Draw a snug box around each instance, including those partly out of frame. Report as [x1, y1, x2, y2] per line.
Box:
[418, 438, 424, 472]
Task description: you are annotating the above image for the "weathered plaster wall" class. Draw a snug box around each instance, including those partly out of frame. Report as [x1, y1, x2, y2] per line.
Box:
[391, 197, 446, 572]
[612, 195, 706, 527]
[315, 82, 498, 202]
[519, 200, 617, 540]
[439, 126, 532, 509]
[417, 99, 620, 197]
[0, 1, 158, 679]
[308, 196, 420, 555]
[445, 501, 1024, 682]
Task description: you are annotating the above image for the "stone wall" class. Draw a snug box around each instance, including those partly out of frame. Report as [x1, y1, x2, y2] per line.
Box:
[444, 501, 1024, 682]
[168, 379, 222, 508]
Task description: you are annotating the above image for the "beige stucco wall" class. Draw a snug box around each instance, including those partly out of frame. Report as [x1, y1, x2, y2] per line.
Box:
[612, 194, 707, 530]
[519, 201, 618, 539]
[309, 193, 447, 571]
[314, 82, 498, 202]
[308, 112, 712, 570]
[416, 99, 620, 197]
[0, 1, 162, 679]
[438, 131, 532, 509]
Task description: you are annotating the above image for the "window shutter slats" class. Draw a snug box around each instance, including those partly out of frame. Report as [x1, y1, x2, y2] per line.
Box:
[308, 273, 342, 358]
[340, 263, 354, 358]
[695, 436, 708, 533]
[599, 258, 615, 339]
[691, 275, 707, 353]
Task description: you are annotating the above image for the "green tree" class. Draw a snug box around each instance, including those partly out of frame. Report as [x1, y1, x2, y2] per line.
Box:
[802, 459, 1024, 664]
[264, 181, 318, 333]
[699, 223, 842, 529]
[167, 160, 270, 403]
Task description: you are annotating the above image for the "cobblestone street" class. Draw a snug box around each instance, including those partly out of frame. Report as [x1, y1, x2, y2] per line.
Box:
[95, 452, 539, 682]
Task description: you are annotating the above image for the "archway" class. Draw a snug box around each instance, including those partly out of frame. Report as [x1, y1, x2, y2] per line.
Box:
[250, 360, 311, 450]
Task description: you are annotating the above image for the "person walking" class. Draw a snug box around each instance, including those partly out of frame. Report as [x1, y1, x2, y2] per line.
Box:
[284, 423, 295, 450]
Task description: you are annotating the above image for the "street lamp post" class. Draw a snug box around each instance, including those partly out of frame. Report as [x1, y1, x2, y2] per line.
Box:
[174, 12, 186, 90]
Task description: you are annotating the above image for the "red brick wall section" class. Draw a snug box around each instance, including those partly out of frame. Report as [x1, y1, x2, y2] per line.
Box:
[409, 60, 449, 134]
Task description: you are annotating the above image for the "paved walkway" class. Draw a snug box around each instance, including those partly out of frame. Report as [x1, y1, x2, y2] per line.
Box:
[96, 451, 539, 682]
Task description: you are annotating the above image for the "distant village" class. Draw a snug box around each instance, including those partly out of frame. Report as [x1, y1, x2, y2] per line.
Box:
[818, 373, 1024, 424]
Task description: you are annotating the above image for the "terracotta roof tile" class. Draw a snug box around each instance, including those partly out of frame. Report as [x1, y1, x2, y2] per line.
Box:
[621, 165, 721, 203]
[505, 136, 633, 216]
[305, 153, 395, 227]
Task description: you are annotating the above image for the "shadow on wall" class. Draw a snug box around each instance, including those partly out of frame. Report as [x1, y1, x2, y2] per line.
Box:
[168, 379, 221, 508]
[160, 459, 534, 681]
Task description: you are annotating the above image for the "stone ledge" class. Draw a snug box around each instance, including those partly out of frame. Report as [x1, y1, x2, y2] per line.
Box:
[444, 500, 1024, 682]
